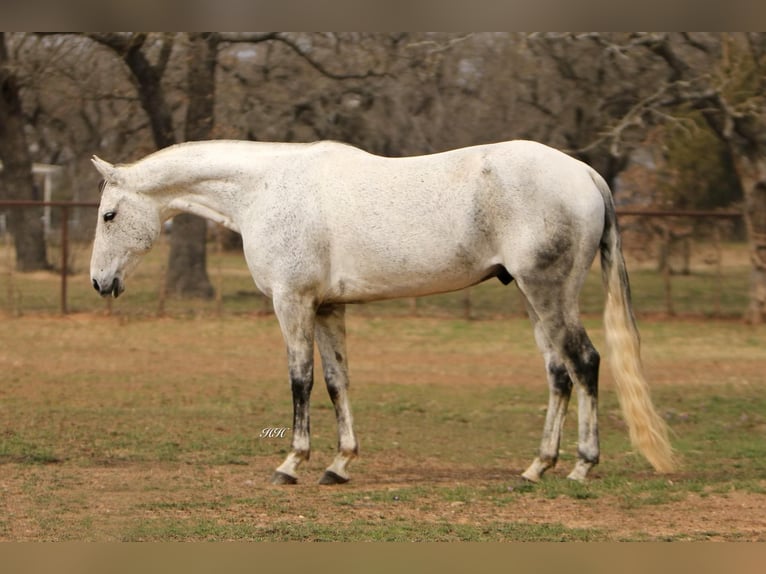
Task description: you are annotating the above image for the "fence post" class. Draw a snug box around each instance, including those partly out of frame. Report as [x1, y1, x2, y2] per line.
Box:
[661, 226, 675, 316]
[4, 230, 18, 316]
[60, 205, 69, 314]
[713, 224, 722, 318]
[215, 225, 223, 318]
[462, 288, 473, 320]
[156, 231, 168, 317]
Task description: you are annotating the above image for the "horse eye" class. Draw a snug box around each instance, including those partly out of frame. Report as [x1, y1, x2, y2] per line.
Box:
[103, 211, 117, 222]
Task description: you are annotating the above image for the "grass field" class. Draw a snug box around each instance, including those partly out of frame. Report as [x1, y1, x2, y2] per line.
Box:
[1, 306, 764, 541]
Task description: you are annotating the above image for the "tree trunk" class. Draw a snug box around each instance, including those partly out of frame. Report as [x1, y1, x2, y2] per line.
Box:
[732, 152, 766, 324]
[118, 35, 176, 150]
[0, 33, 50, 271]
[165, 33, 220, 299]
[165, 214, 214, 297]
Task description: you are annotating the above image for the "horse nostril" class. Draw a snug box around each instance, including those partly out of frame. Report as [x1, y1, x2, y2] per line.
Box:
[92, 278, 100, 292]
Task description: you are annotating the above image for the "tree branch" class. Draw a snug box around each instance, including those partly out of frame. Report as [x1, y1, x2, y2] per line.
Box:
[221, 32, 385, 80]
[155, 33, 175, 77]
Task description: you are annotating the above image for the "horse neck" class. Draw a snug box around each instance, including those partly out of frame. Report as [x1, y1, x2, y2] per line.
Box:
[129, 146, 255, 233]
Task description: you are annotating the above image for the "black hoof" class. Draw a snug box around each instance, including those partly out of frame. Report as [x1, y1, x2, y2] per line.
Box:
[271, 471, 298, 485]
[318, 470, 349, 485]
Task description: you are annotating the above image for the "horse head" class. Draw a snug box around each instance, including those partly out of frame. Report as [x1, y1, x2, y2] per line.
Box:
[89, 155, 162, 298]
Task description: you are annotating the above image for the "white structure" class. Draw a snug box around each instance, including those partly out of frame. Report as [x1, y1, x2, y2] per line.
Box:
[0, 161, 63, 236]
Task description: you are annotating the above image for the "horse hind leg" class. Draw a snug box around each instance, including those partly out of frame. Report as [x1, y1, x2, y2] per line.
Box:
[518, 284, 601, 482]
[521, 304, 574, 482]
[560, 327, 600, 481]
[315, 304, 358, 485]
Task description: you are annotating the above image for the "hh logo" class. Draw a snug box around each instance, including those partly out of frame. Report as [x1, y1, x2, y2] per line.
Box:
[259, 427, 290, 439]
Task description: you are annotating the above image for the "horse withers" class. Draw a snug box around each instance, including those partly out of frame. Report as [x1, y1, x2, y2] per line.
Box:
[89, 139, 675, 484]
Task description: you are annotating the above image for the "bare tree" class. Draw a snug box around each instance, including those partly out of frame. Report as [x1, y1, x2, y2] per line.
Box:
[515, 33, 766, 322]
[512, 33, 668, 185]
[0, 32, 50, 271]
[604, 33, 766, 322]
[214, 33, 522, 156]
[17, 34, 150, 184]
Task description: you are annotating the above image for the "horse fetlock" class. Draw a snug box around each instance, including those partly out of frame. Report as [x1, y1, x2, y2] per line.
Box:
[320, 448, 357, 484]
[338, 441, 359, 458]
[576, 447, 599, 466]
[274, 449, 310, 482]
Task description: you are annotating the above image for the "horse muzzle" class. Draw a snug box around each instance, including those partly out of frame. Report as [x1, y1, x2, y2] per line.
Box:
[92, 276, 124, 298]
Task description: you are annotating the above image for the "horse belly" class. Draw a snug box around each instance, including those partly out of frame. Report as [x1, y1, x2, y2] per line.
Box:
[324, 239, 498, 303]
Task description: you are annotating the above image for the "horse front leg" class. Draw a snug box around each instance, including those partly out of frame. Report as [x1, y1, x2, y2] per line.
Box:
[271, 294, 316, 485]
[315, 304, 358, 484]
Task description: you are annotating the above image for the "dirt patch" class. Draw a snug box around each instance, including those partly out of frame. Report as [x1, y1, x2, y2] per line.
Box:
[3, 460, 764, 541]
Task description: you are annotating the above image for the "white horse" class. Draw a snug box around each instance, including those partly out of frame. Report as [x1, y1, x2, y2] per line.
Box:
[90, 139, 674, 484]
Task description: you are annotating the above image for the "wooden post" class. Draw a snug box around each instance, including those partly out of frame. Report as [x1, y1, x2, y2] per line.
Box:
[156, 231, 168, 317]
[713, 224, 722, 317]
[215, 225, 223, 318]
[462, 288, 472, 320]
[60, 205, 69, 314]
[4, 229, 17, 315]
[662, 226, 675, 316]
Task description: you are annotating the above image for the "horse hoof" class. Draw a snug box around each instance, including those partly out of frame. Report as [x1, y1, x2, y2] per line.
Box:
[271, 471, 298, 485]
[520, 471, 541, 483]
[318, 470, 349, 485]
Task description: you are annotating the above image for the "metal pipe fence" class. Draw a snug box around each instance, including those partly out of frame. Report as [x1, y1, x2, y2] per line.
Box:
[0, 200, 749, 318]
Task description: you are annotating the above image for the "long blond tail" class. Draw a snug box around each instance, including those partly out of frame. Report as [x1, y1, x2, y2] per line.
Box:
[593, 171, 676, 473]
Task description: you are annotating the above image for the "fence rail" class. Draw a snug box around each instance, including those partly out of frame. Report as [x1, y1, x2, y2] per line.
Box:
[0, 200, 750, 318]
[1, 200, 99, 314]
[616, 208, 741, 218]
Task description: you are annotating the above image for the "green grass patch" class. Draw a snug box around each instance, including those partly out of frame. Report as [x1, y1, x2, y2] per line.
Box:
[122, 518, 605, 542]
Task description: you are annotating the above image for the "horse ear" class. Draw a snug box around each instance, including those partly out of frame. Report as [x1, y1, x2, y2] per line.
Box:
[91, 155, 120, 183]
